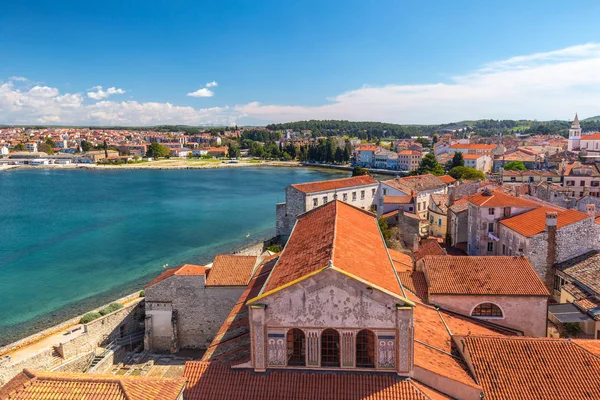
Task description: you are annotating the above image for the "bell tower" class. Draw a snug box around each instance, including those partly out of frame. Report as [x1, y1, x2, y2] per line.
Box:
[568, 113, 582, 152]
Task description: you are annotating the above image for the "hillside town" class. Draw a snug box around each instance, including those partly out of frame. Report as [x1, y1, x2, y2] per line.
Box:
[1, 115, 600, 399]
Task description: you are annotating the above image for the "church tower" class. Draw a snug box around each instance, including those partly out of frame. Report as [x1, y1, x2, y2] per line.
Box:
[568, 113, 582, 152]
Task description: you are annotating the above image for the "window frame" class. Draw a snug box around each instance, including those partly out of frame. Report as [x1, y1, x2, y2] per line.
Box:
[471, 303, 503, 318]
[320, 329, 340, 367]
[355, 330, 375, 368]
[286, 328, 306, 366]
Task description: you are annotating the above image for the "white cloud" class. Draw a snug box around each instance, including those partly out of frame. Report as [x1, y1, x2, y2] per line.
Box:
[87, 86, 126, 100]
[187, 88, 214, 98]
[236, 42, 600, 124]
[205, 81, 218, 88]
[3, 43, 600, 126]
[9, 76, 28, 82]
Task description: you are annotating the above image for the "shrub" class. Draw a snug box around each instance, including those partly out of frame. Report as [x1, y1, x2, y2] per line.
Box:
[80, 312, 102, 324]
[564, 322, 581, 336]
[139, 290, 145, 297]
[99, 303, 123, 316]
[267, 244, 282, 253]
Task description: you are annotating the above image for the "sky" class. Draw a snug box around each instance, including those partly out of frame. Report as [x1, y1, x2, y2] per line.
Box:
[1, 0, 600, 126]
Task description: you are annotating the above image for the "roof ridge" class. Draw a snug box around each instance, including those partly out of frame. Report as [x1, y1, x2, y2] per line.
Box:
[330, 200, 338, 265]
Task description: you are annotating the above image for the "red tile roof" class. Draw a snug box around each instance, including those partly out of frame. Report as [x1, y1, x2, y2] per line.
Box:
[183, 362, 435, 400]
[145, 264, 209, 288]
[291, 175, 377, 194]
[413, 239, 445, 261]
[467, 190, 540, 208]
[438, 175, 456, 184]
[205, 255, 257, 287]
[462, 154, 485, 159]
[500, 207, 589, 237]
[450, 144, 496, 150]
[580, 132, 600, 140]
[383, 174, 446, 193]
[459, 336, 600, 400]
[422, 256, 549, 296]
[556, 251, 600, 295]
[202, 254, 279, 364]
[259, 201, 404, 298]
[398, 271, 428, 300]
[0, 369, 186, 400]
[384, 195, 413, 204]
[388, 248, 414, 272]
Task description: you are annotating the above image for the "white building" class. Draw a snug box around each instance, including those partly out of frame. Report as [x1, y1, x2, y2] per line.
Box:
[376, 174, 447, 218]
[568, 114, 582, 152]
[463, 154, 492, 173]
[0, 145, 8, 156]
[276, 175, 379, 238]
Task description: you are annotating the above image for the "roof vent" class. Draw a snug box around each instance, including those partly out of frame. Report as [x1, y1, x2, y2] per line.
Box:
[482, 187, 493, 196]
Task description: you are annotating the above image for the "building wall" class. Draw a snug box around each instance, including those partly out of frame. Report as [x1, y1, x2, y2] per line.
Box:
[275, 186, 306, 237]
[250, 268, 413, 375]
[428, 206, 446, 238]
[429, 294, 547, 337]
[450, 210, 468, 246]
[145, 275, 244, 352]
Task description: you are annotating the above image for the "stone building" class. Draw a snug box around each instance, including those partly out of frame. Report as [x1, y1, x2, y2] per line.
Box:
[416, 255, 550, 337]
[498, 207, 597, 288]
[275, 175, 379, 238]
[467, 189, 539, 256]
[427, 194, 448, 238]
[561, 161, 600, 198]
[144, 255, 258, 353]
[376, 174, 447, 219]
[449, 198, 469, 248]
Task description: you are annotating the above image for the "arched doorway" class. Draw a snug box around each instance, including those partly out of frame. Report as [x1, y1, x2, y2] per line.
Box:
[321, 329, 340, 367]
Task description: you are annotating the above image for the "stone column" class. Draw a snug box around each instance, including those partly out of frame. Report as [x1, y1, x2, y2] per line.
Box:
[396, 305, 414, 376]
[305, 329, 320, 367]
[340, 330, 355, 368]
[250, 305, 266, 372]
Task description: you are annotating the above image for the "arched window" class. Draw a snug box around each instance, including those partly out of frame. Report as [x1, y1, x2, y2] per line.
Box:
[472, 303, 503, 317]
[321, 329, 340, 367]
[286, 328, 305, 366]
[355, 330, 375, 368]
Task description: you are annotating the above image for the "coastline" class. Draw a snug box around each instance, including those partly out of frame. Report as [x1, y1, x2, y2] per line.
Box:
[0, 160, 303, 171]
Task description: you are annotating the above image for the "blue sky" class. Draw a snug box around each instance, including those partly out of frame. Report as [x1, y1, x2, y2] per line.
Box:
[1, 0, 600, 125]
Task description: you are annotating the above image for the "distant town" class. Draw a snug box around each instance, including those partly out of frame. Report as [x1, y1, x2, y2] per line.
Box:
[2, 115, 600, 399]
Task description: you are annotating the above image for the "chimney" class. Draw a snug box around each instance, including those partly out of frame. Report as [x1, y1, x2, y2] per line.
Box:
[413, 234, 420, 253]
[586, 203, 596, 217]
[545, 211, 558, 290]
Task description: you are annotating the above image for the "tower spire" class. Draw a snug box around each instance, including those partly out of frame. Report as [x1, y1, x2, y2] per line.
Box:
[573, 113, 580, 127]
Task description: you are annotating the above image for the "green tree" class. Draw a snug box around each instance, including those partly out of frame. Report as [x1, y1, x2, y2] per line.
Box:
[343, 146, 350, 163]
[38, 143, 54, 154]
[146, 142, 170, 158]
[417, 153, 444, 176]
[352, 166, 369, 176]
[450, 152, 464, 169]
[448, 166, 485, 180]
[45, 137, 56, 147]
[227, 144, 240, 159]
[378, 218, 393, 245]
[415, 137, 431, 148]
[503, 161, 527, 171]
[81, 140, 93, 152]
[334, 147, 344, 164]
[14, 143, 26, 151]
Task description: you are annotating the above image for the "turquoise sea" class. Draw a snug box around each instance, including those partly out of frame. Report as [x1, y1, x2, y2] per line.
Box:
[0, 167, 346, 346]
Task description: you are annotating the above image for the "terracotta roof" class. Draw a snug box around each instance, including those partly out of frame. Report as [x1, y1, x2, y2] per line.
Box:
[398, 271, 428, 300]
[381, 209, 399, 219]
[383, 174, 446, 193]
[398, 150, 422, 155]
[449, 144, 496, 150]
[557, 251, 600, 295]
[290, 175, 378, 194]
[499, 207, 589, 237]
[580, 132, 600, 140]
[459, 336, 600, 400]
[259, 201, 404, 299]
[574, 339, 600, 356]
[422, 256, 549, 296]
[449, 197, 468, 213]
[202, 254, 279, 364]
[384, 195, 413, 204]
[462, 154, 485, 159]
[388, 248, 414, 272]
[413, 239, 445, 261]
[145, 264, 209, 288]
[429, 194, 448, 214]
[438, 175, 456, 184]
[205, 255, 257, 286]
[467, 190, 540, 208]
[183, 361, 435, 400]
[0, 369, 186, 400]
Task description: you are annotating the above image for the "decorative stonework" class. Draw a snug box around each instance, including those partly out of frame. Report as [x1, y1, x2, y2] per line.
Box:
[306, 330, 320, 366]
[253, 321, 265, 369]
[341, 331, 355, 368]
[267, 334, 286, 366]
[377, 335, 395, 369]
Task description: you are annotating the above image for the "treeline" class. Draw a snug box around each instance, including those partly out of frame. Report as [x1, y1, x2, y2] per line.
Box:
[241, 129, 281, 142]
[266, 120, 437, 140]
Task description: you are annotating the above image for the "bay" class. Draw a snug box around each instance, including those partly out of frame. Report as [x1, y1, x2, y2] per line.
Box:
[0, 167, 347, 345]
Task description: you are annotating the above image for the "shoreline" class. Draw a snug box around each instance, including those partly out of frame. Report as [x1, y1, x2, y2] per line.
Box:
[0, 160, 303, 171]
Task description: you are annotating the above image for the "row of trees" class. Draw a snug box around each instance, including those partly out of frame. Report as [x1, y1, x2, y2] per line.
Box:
[413, 152, 485, 180]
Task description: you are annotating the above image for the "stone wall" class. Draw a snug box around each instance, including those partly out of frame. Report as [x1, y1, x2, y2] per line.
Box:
[59, 299, 144, 359]
[397, 210, 420, 247]
[145, 275, 244, 352]
[275, 187, 306, 238]
[52, 351, 95, 373]
[430, 294, 547, 337]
